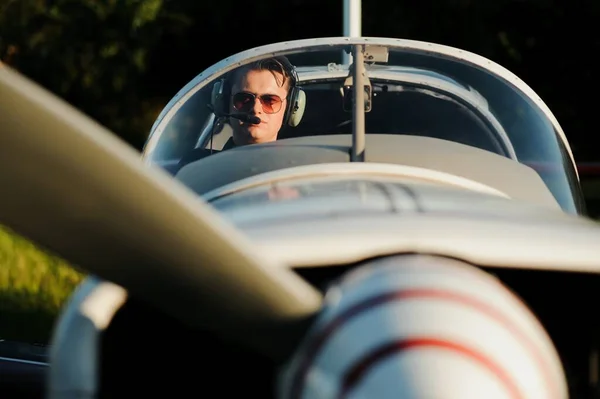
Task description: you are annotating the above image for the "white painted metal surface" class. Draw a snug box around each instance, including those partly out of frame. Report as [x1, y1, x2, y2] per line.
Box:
[48, 278, 127, 399]
[245, 212, 600, 272]
[343, 0, 362, 37]
[212, 178, 600, 273]
[202, 163, 510, 201]
[342, 0, 361, 64]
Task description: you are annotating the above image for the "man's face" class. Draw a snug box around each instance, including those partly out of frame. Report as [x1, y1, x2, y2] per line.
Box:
[230, 69, 288, 146]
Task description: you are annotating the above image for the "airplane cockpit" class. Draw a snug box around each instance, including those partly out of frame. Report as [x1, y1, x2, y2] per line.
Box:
[142, 38, 584, 215]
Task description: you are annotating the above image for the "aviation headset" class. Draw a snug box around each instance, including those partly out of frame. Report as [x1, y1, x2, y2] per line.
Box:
[210, 56, 306, 127]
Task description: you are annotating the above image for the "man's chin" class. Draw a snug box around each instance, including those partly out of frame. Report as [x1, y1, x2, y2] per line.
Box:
[233, 124, 277, 145]
[245, 127, 273, 144]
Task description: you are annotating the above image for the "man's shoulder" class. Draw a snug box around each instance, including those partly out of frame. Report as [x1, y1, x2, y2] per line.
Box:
[177, 138, 236, 172]
[178, 148, 218, 168]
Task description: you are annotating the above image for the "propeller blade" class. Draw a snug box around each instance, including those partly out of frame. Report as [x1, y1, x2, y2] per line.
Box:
[0, 63, 322, 358]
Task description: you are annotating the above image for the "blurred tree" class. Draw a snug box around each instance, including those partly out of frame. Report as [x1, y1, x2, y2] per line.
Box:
[0, 0, 187, 342]
[360, 0, 600, 161]
[2, 0, 599, 158]
[0, 0, 189, 149]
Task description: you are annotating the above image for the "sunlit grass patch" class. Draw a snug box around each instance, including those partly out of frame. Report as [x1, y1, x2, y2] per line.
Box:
[0, 225, 84, 344]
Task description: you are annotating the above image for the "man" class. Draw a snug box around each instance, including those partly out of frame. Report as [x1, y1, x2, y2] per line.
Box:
[176, 56, 303, 171]
[224, 56, 299, 148]
[222, 59, 301, 200]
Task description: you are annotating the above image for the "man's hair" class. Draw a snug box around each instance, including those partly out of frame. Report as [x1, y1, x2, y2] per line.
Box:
[229, 57, 294, 91]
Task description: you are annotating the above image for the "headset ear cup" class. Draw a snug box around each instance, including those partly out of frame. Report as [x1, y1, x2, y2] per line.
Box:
[287, 88, 306, 127]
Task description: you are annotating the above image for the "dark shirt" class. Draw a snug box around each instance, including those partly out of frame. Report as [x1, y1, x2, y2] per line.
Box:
[175, 137, 236, 175]
[222, 137, 236, 151]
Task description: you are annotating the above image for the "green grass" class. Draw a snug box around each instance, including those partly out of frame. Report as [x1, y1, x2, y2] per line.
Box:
[0, 225, 84, 344]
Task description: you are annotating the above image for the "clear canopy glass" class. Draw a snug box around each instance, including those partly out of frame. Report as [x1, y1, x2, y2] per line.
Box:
[142, 38, 584, 214]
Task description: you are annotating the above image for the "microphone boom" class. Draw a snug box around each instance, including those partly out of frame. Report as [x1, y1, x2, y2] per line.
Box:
[229, 113, 261, 125]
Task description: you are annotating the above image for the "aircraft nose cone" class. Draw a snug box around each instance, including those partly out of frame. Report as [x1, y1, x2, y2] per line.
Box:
[277, 254, 568, 399]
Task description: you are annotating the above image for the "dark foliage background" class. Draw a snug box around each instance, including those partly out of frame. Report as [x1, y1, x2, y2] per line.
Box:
[1, 0, 597, 161]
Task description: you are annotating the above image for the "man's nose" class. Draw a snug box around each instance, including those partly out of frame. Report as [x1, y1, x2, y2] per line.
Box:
[252, 98, 263, 113]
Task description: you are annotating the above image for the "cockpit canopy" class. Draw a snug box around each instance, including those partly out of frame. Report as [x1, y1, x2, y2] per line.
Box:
[142, 37, 583, 215]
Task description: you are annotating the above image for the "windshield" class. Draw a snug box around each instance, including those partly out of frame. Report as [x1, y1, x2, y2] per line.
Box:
[142, 38, 583, 214]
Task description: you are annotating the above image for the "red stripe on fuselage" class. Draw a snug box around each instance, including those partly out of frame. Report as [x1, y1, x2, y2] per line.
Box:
[287, 288, 554, 399]
[338, 337, 522, 399]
